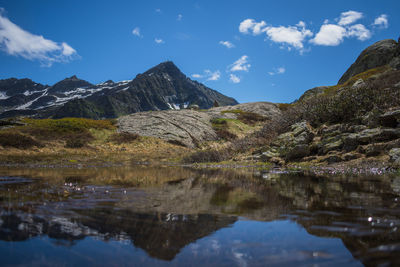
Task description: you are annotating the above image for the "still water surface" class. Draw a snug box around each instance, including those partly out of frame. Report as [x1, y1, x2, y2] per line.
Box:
[0, 166, 399, 266]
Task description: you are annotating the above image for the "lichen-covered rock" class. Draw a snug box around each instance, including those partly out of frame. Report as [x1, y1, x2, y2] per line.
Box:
[118, 110, 217, 148]
[389, 148, 400, 167]
[260, 148, 280, 161]
[318, 154, 344, 163]
[269, 121, 314, 161]
[343, 128, 400, 151]
[285, 144, 310, 161]
[207, 102, 282, 120]
[320, 138, 344, 155]
[351, 78, 366, 89]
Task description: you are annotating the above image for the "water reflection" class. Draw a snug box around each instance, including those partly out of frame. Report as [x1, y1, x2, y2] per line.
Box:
[0, 166, 399, 266]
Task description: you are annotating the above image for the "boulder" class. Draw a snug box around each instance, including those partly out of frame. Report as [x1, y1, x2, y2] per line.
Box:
[207, 102, 282, 121]
[270, 121, 314, 161]
[320, 138, 343, 155]
[118, 110, 218, 148]
[343, 128, 400, 151]
[379, 109, 400, 127]
[351, 79, 366, 89]
[286, 144, 310, 161]
[389, 148, 400, 166]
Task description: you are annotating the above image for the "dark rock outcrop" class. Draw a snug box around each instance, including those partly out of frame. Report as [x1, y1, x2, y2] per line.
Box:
[338, 39, 400, 84]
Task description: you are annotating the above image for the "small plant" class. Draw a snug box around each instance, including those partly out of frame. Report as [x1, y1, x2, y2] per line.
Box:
[277, 103, 292, 111]
[215, 129, 237, 140]
[107, 132, 140, 144]
[21, 117, 115, 140]
[237, 111, 267, 125]
[0, 132, 42, 149]
[221, 109, 244, 114]
[64, 132, 94, 148]
[211, 118, 228, 127]
[183, 149, 228, 163]
[65, 139, 86, 148]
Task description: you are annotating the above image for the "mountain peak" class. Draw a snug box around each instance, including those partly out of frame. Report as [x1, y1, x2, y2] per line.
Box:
[48, 75, 92, 94]
[144, 61, 183, 77]
[63, 75, 80, 81]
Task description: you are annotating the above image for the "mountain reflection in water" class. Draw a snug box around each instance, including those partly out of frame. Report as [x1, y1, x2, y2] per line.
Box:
[0, 166, 399, 266]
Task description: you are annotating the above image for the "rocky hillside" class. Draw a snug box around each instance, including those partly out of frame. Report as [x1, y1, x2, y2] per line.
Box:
[0, 61, 238, 119]
[252, 38, 400, 167]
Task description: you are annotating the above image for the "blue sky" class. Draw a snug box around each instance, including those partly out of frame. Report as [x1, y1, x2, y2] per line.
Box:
[0, 0, 398, 103]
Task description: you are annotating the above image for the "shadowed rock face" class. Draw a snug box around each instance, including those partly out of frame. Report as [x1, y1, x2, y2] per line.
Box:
[338, 39, 400, 84]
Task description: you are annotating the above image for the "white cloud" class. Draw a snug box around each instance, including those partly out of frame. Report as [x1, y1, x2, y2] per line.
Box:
[373, 14, 388, 28]
[268, 67, 286, 75]
[310, 24, 346, 46]
[346, 24, 371, 41]
[264, 24, 313, 50]
[239, 19, 312, 51]
[155, 8, 161, 13]
[219, 40, 234, 48]
[239, 19, 266, 35]
[311, 11, 372, 46]
[229, 74, 240, 83]
[239, 10, 375, 50]
[177, 14, 183, 21]
[154, 38, 164, 44]
[61, 42, 76, 56]
[229, 55, 250, 72]
[132, 27, 142, 37]
[205, 69, 221, 81]
[0, 10, 77, 66]
[192, 70, 220, 81]
[338, 10, 363, 26]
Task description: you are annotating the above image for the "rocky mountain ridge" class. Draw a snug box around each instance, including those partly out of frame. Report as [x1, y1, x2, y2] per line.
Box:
[0, 61, 238, 119]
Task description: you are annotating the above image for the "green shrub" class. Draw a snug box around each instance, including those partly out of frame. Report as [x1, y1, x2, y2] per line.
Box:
[215, 129, 237, 140]
[0, 132, 42, 149]
[211, 118, 228, 126]
[277, 103, 292, 111]
[64, 132, 94, 148]
[65, 139, 86, 148]
[20, 117, 113, 140]
[237, 111, 267, 125]
[294, 70, 400, 126]
[107, 132, 140, 144]
[183, 150, 228, 163]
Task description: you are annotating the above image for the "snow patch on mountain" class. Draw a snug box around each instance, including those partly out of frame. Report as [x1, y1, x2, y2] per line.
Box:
[0, 92, 9, 100]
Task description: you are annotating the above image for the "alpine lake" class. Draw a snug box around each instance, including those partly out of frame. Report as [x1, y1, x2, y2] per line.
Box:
[0, 164, 399, 266]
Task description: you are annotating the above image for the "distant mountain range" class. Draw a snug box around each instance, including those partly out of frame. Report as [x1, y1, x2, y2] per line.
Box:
[0, 61, 238, 119]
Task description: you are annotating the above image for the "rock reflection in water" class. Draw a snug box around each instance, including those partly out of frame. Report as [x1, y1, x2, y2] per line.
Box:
[0, 166, 399, 266]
